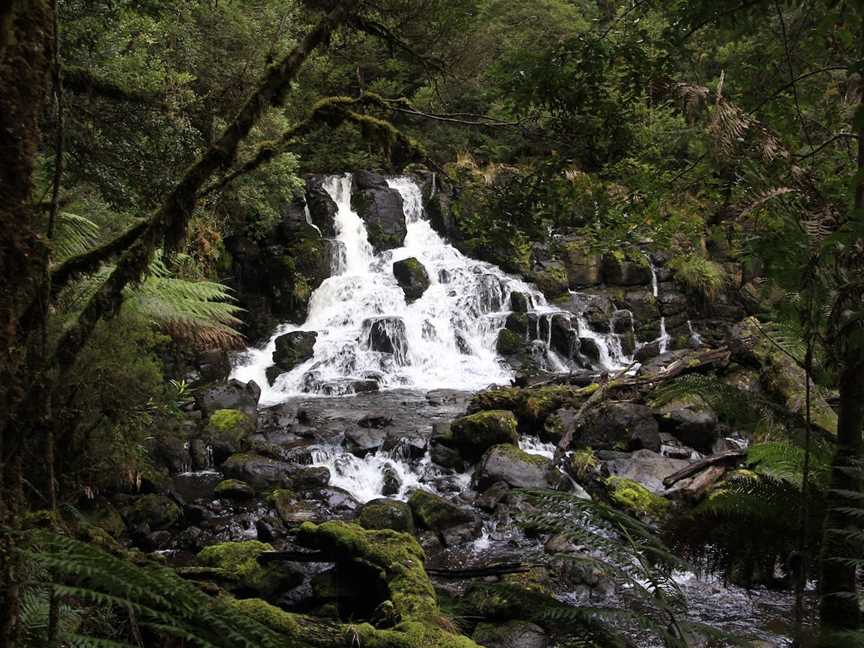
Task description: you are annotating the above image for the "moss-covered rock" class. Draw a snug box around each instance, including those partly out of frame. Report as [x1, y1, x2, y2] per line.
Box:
[496, 328, 523, 356]
[214, 479, 255, 499]
[206, 408, 256, 456]
[393, 257, 430, 302]
[474, 444, 566, 491]
[197, 540, 300, 597]
[605, 476, 670, 519]
[473, 620, 549, 648]
[221, 453, 293, 490]
[123, 494, 181, 531]
[407, 490, 481, 545]
[450, 410, 519, 462]
[356, 498, 415, 533]
[530, 264, 569, 299]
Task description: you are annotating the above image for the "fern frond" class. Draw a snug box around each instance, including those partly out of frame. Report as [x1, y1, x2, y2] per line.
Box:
[53, 212, 101, 262]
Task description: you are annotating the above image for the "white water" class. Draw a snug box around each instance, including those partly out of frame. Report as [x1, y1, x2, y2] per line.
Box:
[648, 258, 671, 354]
[232, 174, 628, 405]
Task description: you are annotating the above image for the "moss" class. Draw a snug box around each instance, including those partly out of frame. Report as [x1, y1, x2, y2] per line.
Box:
[468, 384, 597, 435]
[495, 328, 523, 355]
[490, 443, 549, 467]
[214, 479, 254, 498]
[450, 410, 519, 461]
[208, 409, 255, 444]
[605, 477, 670, 518]
[669, 253, 727, 302]
[570, 448, 599, 479]
[297, 521, 438, 623]
[222, 597, 301, 635]
[197, 540, 279, 594]
[357, 499, 415, 533]
[531, 265, 569, 299]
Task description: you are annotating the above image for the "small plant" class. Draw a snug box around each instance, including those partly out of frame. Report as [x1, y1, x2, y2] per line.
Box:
[669, 253, 727, 302]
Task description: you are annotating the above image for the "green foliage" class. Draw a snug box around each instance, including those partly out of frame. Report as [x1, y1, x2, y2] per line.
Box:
[668, 254, 727, 302]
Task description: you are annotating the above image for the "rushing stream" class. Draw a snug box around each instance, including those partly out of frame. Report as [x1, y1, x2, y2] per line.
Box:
[224, 173, 795, 646]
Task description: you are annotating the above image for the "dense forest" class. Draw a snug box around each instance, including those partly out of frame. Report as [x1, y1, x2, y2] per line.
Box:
[1, 0, 864, 646]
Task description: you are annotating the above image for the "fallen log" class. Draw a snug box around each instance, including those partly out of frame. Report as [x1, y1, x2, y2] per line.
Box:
[662, 449, 746, 488]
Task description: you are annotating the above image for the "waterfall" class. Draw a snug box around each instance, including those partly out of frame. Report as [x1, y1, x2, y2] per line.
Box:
[648, 256, 671, 354]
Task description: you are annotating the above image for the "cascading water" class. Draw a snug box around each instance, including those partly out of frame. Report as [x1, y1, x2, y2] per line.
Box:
[232, 174, 626, 405]
[649, 257, 671, 354]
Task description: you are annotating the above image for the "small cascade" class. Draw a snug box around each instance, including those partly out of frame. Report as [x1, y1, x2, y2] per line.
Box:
[687, 320, 703, 347]
[648, 256, 671, 354]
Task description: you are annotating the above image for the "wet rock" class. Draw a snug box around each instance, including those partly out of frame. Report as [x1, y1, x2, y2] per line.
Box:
[381, 463, 402, 496]
[450, 410, 519, 463]
[611, 309, 634, 334]
[149, 435, 192, 474]
[304, 174, 338, 236]
[392, 257, 430, 302]
[601, 255, 653, 286]
[351, 174, 406, 252]
[273, 331, 317, 372]
[475, 481, 511, 512]
[603, 449, 690, 494]
[635, 339, 662, 363]
[197, 379, 260, 418]
[214, 479, 255, 500]
[474, 444, 567, 491]
[291, 466, 330, 490]
[270, 490, 318, 525]
[221, 453, 293, 490]
[355, 498, 415, 533]
[473, 620, 549, 648]
[383, 429, 427, 460]
[655, 397, 719, 453]
[363, 317, 408, 364]
[548, 314, 576, 358]
[358, 412, 392, 429]
[509, 291, 531, 313]
[561, 402, 661, 452]
[578, 337, 601, 365]
[123, 494, 181, 532]
[544, 533, 582, 554]
[344, 427, 387, 457]
[530, 261, 569, 299]
[408, 490, 481, 546]
[496, 328, 524, 356]
[204, 408, 256, 462]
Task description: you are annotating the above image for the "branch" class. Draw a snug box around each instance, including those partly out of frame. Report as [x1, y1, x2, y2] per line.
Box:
[47, 1, 356, 385]
[349, 15, 445, 72]
[62, 66, 160, 104]
[796, 133, 860, 162]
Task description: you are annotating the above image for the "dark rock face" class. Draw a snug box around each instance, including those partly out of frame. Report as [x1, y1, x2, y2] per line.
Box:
[355, 498, 415, 533]
[363, 317, 409, 364]
[450, 410, 520, 462]
[561, 402, 661, 452]
[381, 463, 402, 496]
[601, 255, 653, 286]
[197, 379, 260, 418]
[350, 172, 406, 252]
[304, 174, 338, 236]
[273, 331, 317, 372]
[474, 444, 566, 491]
[392, 257, 430, 302]
[408, 489, 481, 546]
[562, 239, 602, 288]
[509, 291, 531, 313]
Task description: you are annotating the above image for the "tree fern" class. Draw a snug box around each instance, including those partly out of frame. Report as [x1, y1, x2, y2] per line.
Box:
[53, 212, 102, 261]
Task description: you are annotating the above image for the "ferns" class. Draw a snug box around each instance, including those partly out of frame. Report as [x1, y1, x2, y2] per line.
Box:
[16, 530, 296, 648]
[53, 212, 103, 261]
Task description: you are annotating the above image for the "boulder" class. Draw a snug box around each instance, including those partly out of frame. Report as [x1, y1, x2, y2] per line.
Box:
[355, 498, 415, 533]
[603, 449, 690, 493]
[496, 328, 524, 356]
[561, 402, 661, 452]
[291, 466, 331, 490]
[344, 427, 387, 457]
[221, 453, 294, 490]
[204, 408, 256, 461]
[273, 331, 317, 372]
[474, 444, 567, 491]
[655, 397, 719, 453]
[351, 174, 406, 252]
[450, 410, 519, 463]
[392, 257, 430, 302]
[408, 490, 481, 546]
[214, 479, 255, 499]
[197, 379, 260, 418]
[123, 494, 181, 532]
[196, 540, 302, 598]
[381, 463, 402, 496]
[562, 240, 601, 287]
[473, 620, 549, 648]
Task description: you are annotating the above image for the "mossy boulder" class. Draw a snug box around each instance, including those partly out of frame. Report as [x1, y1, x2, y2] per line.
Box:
[450, 410, 519, 463]
[509, 291, 531, 312]
[269, 489, 318, 525]
[123, 494, 181, 532]
[214, 479, 255, 499]
[205, 408, 256, 458]
[197, 540, 301, 598]
[468, 385, 593, 436]
[474, 444, 567, 491]
[530, 263, 569, 299]
[407, 490, 481, 546]
[605, 476, 670, 519]
[496, 328, 524, 356]
[351, 178, 407, 253]
[273, 330, 317, 372]
[393, 257, 430, 302]
[600, 254, 652, 286]
[356, 498, 415, 533]
[221, 453, 293, 490]
[562, 401, 660, 452]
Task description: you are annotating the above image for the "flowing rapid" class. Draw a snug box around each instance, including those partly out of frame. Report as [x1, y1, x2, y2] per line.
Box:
[231, 174, 626, 406]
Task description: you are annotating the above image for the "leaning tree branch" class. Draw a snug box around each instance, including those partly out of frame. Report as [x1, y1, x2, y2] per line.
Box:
[47, 1, 356, 385]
